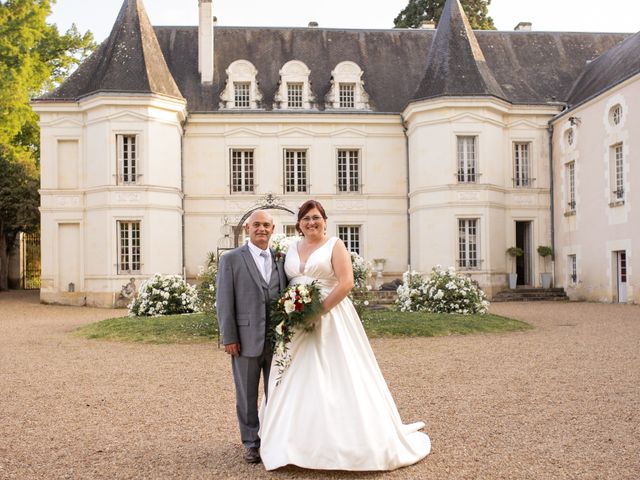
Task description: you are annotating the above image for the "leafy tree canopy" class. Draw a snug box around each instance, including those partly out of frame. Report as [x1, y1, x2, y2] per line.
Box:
[0, 0, 95, 149]
[394, 0, 496, 30]
[0, 0, 95, 289]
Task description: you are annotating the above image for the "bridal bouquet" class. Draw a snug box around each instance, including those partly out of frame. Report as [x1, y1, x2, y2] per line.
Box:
[268, 282, 324, 384]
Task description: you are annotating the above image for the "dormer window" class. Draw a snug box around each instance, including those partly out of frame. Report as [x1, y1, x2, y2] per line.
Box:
[220, 60, 263, 109]
[326, 61, 370, 110]
[287, 83, 303, 108]
[339, 83, 355, 108]
[274, 60, 315, 110]
[234, 82, 250, 108]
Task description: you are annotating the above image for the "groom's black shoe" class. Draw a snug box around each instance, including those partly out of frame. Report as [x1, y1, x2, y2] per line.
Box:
[244, 447, 261, 464]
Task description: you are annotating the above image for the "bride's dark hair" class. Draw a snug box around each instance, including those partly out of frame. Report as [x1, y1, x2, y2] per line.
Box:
[296, 200, 328, 236]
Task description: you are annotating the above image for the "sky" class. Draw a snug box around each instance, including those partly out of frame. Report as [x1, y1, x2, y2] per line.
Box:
[49, 0, 640, 43]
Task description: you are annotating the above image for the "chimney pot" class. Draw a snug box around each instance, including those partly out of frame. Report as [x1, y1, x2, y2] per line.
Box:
[308, 21, 318, 27]
[514, 22, 532, 31]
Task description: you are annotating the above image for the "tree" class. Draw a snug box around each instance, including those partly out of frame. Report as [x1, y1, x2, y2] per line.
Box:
[0, 149, 40, 290]
[0, 0, 95, 289]
[394, 0, 496, 30]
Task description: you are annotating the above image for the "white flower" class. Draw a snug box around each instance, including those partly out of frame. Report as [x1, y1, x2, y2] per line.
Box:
[275, 321, 284, 335]
[284, 299, 296, 314]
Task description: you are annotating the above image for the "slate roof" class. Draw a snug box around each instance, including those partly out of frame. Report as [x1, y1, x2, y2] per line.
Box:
[566, 30, 640, 108]
[412, 0, 505, 101]
[38, 0, 182, 101]
[36, 0, 632, 113]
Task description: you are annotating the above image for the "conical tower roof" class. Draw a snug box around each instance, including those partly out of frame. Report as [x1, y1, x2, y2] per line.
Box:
[411, 0, 505, 102]
[38, 0, 182, 101]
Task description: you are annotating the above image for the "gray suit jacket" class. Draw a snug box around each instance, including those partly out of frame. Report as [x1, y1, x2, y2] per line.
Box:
[216, 243, 287, 357]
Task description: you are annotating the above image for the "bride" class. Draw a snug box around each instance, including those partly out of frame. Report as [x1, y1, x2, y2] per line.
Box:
[259, 200, 431, 471]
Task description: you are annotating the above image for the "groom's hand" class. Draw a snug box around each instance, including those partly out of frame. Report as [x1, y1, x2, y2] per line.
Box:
[224, 342, 241, 357]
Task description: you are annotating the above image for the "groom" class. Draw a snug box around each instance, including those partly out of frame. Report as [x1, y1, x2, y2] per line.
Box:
[216, 210, 287, 463]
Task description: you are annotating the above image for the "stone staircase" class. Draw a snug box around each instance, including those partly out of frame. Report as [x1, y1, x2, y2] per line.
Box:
[367, 290, 398, 306]
[492, 287, 569, 302]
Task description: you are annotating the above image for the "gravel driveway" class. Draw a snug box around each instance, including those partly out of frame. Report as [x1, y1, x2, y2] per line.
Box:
[1, 290, 638, 479]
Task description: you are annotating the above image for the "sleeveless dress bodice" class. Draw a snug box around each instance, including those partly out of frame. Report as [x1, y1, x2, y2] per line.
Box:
[284, 236, 339, 297]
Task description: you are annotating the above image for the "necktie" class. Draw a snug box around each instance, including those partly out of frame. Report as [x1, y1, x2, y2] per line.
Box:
[260, 251, 271, 282]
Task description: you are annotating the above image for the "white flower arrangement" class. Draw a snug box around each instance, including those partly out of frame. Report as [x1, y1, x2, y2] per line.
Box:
[269, 233, 298, 261]
[349, 251, 372, 315]
[396, 265, 489, 315]
[128, 273, 200, 317]
[196, 252, 217, 316]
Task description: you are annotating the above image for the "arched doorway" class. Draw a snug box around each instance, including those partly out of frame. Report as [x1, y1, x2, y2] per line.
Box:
[231, 194, 296, 248]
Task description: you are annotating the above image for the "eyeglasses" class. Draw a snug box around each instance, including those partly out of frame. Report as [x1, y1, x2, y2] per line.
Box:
[301, 215, 323, 223]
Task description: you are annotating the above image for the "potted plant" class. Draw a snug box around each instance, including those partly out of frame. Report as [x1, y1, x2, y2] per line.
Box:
[506, 246, 523, 289]
[537, 246, 553, 289]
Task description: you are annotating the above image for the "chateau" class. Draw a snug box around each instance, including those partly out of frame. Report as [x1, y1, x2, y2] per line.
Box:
[32, 0, 639, 306]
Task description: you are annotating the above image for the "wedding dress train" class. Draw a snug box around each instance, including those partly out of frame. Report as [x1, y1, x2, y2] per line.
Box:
[259, 237, 431, 471]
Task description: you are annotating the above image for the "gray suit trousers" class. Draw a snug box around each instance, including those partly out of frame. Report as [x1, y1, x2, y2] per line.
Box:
[231, 350, 272, 448]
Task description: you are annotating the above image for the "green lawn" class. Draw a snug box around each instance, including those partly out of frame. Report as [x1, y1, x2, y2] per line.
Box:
[362, 310, 532, 337]
[73, 310, 531, 344]
[73, 313, 217, 344]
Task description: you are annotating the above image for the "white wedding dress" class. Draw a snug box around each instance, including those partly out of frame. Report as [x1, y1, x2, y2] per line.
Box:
[259, 237, 431, 471]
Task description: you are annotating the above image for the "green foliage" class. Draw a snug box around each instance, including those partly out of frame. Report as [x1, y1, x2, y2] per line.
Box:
[506, 246, 524, 257]
[397, 266, 489, 314]
[537, 246, 553, 258]
[73, 313, 218, 344]
[361, 311, 531, 337]
[0, 0, 95, 289]
[350, 251, 372, 315]
[0, 0, 95, 146]
[128, 274, 200, 316]
[73, 310, 531, 344]
[394, 0, 495, 30]
[196, 252, 218, 316]
[0, 148, 40, 289]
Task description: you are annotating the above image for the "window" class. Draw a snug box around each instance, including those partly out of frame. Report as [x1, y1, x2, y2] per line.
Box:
[338, 226, 361, 255]
[610, 104, 622, 126]
[220, 60, 263, 109]
[513, 142, 530, 187]
[568, 254, 577, 284]
[284, 149, 307, 193]
[274, 60, 315, 110]
[234, 82, 250, 108]
[231, 149, 254, 193]
[337, 149, 360, 193]
[458, 219, 479, 269]
[566, 161, 576, 212]
[118, 221, 141, 274]
[611, 143, 624, 202]
[287, 83, 303, 108]
[284, 225, 297, 236]
[117, 135, 138, 185]
[339, 83, 355, 108]
[457, 136, 477, 183]
[325, 62, 370, 110]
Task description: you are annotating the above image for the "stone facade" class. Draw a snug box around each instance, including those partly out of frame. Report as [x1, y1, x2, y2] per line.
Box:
[31, 0, 640, 306]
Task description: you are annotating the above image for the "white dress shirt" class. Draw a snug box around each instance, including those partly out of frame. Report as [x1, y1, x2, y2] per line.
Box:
[247, 241, 272, 282]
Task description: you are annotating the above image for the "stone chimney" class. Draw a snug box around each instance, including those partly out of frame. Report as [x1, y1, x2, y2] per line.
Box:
[514, 22, 532, 31]
[198, 0, 214, 83]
